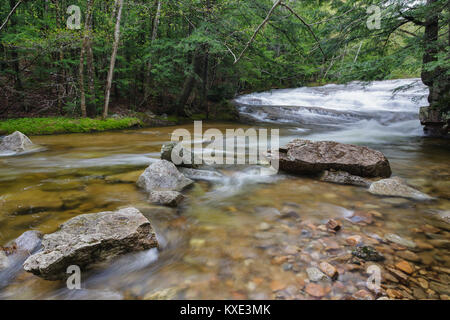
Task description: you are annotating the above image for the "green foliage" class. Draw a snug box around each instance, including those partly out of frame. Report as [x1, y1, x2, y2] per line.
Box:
[0, 117, 142, 135]
[0, 0, 448, 118]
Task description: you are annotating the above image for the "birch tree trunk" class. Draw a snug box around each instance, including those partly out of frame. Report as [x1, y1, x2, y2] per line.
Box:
[103, 0, 124, 119]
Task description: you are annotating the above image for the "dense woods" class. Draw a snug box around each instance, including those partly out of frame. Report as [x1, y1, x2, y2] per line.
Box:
[0, 0, 448, 121]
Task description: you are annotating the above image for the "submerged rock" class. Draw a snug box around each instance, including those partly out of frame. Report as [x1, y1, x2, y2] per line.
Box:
[179, 168, 223, 182]
[352, 246, 385, 262]
[369, 177, 434, 201]
[277, 139, 391, 178]
[0, 131, 42, 156]
[306, 267, 327, 282]
[23, 207, 158, 280]
[137, 160, 194, 194]
[385, 234, 416, 249]
[149, 191, 185, 207]
[320, 170, 372, 187]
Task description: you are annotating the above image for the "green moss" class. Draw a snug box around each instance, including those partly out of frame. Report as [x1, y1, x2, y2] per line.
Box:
[0, 117, 142, 136]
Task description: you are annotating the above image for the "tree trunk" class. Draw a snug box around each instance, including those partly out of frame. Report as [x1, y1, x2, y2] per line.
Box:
[103, 0, 124, 119]
[8, 0, 22, 90]
[79, 0, 94, 118]
[177, 51, 203, 116]
[86, 7, 96, 117]
[143, 0, 162, 102]
[419, 0, 449, 136]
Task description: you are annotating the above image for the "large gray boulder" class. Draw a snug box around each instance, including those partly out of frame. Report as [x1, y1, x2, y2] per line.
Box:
[137, 160, 193, 193]
[369, 177, 434, 201]
[23, 207, 158, 280]
[277, 139, 392, 178]
[0, 131, 41, 155]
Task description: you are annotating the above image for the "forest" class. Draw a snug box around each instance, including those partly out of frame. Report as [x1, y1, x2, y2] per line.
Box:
[0, 0, 448, 130]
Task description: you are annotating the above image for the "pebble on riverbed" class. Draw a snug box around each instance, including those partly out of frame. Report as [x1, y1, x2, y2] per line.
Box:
[352, 246, 385, 262]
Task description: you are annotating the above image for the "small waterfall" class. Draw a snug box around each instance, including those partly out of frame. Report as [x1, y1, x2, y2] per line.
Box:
[235, 79, 429, 144]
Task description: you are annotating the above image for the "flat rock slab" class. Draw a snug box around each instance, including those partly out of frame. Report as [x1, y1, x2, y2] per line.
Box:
[278, 139, 392, 178]
[137, 160, 194, 193]
[369, 177, 434, 201]
[23, 207, 158, 280]
[320, 170, 372, 187]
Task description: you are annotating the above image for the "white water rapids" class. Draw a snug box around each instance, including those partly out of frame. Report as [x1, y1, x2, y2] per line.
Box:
[235, 78, 429, 145]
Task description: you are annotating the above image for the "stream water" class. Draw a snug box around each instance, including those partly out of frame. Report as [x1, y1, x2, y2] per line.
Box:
[0, 79, 449, 300]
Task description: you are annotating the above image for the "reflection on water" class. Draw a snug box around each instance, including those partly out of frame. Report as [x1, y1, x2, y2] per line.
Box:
[0, 79, 449, 300]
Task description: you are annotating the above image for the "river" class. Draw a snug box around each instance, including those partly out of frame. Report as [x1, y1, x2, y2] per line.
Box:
[0, 79, 449, 300]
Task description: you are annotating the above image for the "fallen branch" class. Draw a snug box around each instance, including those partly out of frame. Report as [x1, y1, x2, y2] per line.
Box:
[233, 0, 282, 65]
[0, 0, 22, 32]
[279, 2, 326, 60]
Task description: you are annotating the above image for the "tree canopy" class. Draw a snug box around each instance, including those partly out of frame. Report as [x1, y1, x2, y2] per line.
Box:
[0, 0, 448, 119]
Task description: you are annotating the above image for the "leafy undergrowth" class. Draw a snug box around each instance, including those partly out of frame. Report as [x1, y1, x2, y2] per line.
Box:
[0, 117, 143, 136]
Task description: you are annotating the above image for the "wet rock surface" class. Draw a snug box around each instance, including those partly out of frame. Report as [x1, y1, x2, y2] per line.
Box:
[369, 177, 434, 201]
[23, 207, 158, 280]
[320, 170, 372, 187]
[0, 131, 41, 156]
[352, 246, 385, 262]
[161, 142, 202, 168]
[137, 160, 194, 194]
[149, 191, 185, 207]
[277, 139, 392, 178]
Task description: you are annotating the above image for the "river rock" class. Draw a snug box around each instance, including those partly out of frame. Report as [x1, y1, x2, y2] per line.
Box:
[277, 139, 391, 178]
[352, 246, 385, 262]
[179, 168, 223, 182]
[161, 142, 201, 168]
[385, 233, 416, 249]
[149, 191, 185, 207]
[23, 207, 158, 280]
[137, 160, 194, 194]
[369, 177, 434, 201]
[0, 131, 41, 155]
[320, 170, 372, 187]
[306, 267, 327, 282]
[319, 262, 338, 280]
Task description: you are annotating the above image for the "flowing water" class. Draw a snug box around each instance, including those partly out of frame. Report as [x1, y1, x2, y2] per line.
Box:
[0, 79, 449, 300]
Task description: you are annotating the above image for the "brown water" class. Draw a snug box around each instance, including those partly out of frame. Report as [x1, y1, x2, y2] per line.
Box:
[0, 122, 449, 300]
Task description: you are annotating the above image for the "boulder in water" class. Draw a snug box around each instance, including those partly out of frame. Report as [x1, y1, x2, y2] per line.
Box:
[0, 131, 41, 155]
[320, 170, 372, 187]
[369, 177, 434, 201]
[277, 139, 392, 178]
[137, 160, 194, 194]
[23, 207, 158, 280]
[161, 142, 202, 168]
[149, 191, 185, 207]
